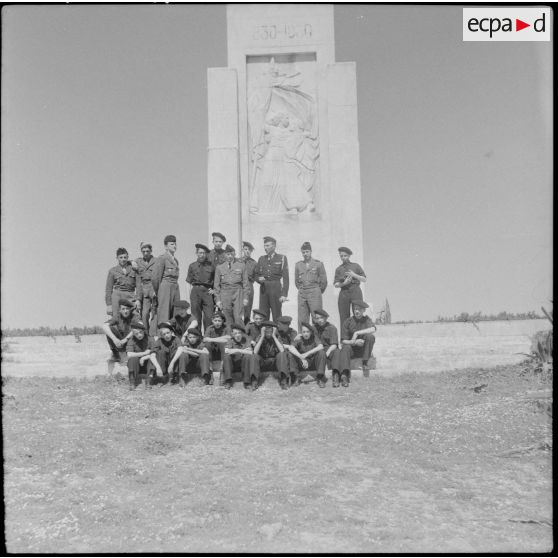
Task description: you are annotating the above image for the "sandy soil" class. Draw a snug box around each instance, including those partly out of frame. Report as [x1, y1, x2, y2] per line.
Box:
[2, 364, 552, 553]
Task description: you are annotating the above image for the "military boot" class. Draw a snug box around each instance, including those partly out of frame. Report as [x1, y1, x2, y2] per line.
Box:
[332, 371, 340, 388]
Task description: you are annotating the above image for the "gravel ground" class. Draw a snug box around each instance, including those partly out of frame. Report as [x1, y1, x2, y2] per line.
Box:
[2, 364, 552, 553]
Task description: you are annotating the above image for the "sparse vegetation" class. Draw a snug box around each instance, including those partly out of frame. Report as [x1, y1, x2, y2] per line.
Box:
[520, 305, 553, 381]
[2, 325, 104, 338]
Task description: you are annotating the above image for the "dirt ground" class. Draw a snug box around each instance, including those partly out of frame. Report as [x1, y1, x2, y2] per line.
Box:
[2, 364, 552, 553]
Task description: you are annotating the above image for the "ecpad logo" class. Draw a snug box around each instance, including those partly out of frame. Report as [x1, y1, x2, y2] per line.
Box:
[463, 8, 551, 41]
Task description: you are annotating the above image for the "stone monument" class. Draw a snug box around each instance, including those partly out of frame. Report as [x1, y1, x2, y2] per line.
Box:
[207, 4, 364, 326]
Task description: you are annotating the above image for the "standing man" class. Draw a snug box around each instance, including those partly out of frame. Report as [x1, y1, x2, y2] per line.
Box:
[255, 236, 289, 321]
[214, 245, 249, 326]
[339, 300, 376, 387]
[240, 241, 257, 325]
[186, 243, 215, 332]
[294, 241, 327, 330]
[208, 232, 227, 267]
[152, 235, 180, 324]
[135, 242, 157, 336]
[105, 247, 141, 318]
[333, 247, 367, 328]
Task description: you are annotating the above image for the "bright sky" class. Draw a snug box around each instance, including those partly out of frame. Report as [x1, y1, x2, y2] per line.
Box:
[1, 4, 553, 329]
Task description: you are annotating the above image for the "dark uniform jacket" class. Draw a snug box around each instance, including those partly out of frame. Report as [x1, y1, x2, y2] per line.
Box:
[169, 314, 196, 338]
[242, 257, 257, 284]
[257, 336, 281, 359]
[186, 260, 215, 287]
[294, 336, 321, 354]
[208, 249, 226, 267]
[314, 322, 339, 350]
[105, 314, 133, 339]
[204, 324, 231, 339]
[334, 262, 366, 290]
[226, 335, 252, 351]
[152, 253, 179, 293]
[182, 338, 207, 351]
[246, 322, 263, 342]
[277, 327, 297, 346]
[341, 315, 375, 340]
[152, 336, 180, 359]
[126, 335, 153, 354]
[255, 252, 289, 296]
[294, 258, 327, 292]
[105, 263, 140, 305]
[135, 256, 157, 298]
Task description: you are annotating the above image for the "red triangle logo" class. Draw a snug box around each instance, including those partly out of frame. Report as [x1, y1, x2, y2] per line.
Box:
[516, 18, 530, 31]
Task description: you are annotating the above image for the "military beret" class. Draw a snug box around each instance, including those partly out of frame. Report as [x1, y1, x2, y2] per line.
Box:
[352, 300, 369, 309]
[224, 244, 235, 253]
[157, 321, 175, 331]
[164, 235, 177, 244]
[186, 327, 202, 337]
[212, 232, 226, 241]
[116, 247, 128, 257]
[277, 316, 292, 325]
[263, 236, 276, 244]
[252, 309, 267, 318]
[338, 246, 352, 256]
[301, 241, 312, 251]
[139, 242, 152, 250]
[314, 309, 329, 318]
[174, 300, 190, 309]
[195, 243, 210, 253]
[131, 320, 146, 330]
[230, 322, 246, 333]
[212, 311, 226, 321]
[118, 298, 134, 308]
[261, 320, 276, 328]
[300, 321, 313, 331]
[243, 241, 254, 251]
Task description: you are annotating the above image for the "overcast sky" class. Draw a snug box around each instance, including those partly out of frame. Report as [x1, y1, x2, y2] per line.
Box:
[1, 4, 552, 329]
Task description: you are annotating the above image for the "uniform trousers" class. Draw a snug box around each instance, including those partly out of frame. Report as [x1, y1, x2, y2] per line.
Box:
[259, 280, 283, 321]
[339, 333, 375, 377]
[220, 286, 244, 326]
[297, 286, 323, 329]
[178, 352, 211, 378]
[338, 285, 364, 327]
[190, 285, 214, 332]
[253, 352, 290, 379]
[141, 293, 158, 337]
[222, 353, 256, 383]
[106, 325, 128, 362]
[243, 282, 255, 325]
[127, 356, 152, 385]
[156, 280, 180, 323]
[296, 349, 327, 377]
[325, 347, 342, 372]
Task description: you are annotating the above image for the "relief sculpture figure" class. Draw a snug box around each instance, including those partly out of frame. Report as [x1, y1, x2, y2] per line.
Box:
[248, 58, 319, 215]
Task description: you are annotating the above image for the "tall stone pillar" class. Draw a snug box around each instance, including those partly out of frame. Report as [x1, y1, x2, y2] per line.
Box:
[207, 5, 364, 330]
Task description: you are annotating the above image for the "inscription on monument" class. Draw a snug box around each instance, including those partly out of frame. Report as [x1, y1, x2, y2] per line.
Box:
[247, 54, 320, 216]
[252, 23, 313, 41]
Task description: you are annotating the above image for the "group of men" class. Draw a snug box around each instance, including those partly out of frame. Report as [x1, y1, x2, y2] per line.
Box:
[103, 233, 376, 390]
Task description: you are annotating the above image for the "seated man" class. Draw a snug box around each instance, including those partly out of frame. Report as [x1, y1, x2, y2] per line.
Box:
[222, 323, 256, 390]
[102, 298, 135, 363]
[172, 327, 211, 386]
[203, 311, 231, 382]
[339, 300, 377, 387]
[150, 321, 181, 384]
[313, 309, 342, 385]
[169, 300, 198, 343]
[289, 322, 327, 388]
[253, 321, 291, 390]
[246, 309, 266, 347]
[275, 315, 299, 385]
[126, 320, 156, 390]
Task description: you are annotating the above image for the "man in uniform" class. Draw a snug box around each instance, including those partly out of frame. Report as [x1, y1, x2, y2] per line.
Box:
[255, 236, 289, 321]
[102, 298, 135, 363]
[105, 247, 141, 318]
[222, 323, 256, 390]
[294, 241, 327, 330]
[253, 321, 291, 390]
[290, 322, 327, 388]
[339, 300, 376, 387]
[169, 300, 198, 343]
[151, 321, 181, 384]
[152, 235, 180, 324]
[173, 328, 212, 386]
[333, 247, 367, 327]
[313, 309, 342, 384]
[240, 241, 257, 324]
[126, 320, 155, 390]
[203, 311, 231, 365]
[134, 242, 157, 336]
[275, 315, 299, 385]
[186, 243, 215, 332]
[214, 245, 249, 326]
[246, 309, 266, 346]
[208, 232, 227, 267]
